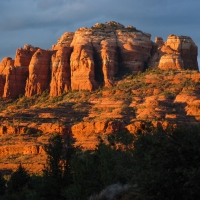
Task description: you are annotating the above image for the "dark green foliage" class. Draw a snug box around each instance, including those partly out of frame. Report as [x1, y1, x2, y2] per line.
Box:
[62, 132, 134, 199]
[40, 134, 65, 200]
[7, 164, 30, 194]
[132, 126, 200, 199]
[0, 174, 6, 196]
[40, 134, 76, 200]
[62, 136, 76, 187]
[2, 127, 200, 199]
[44, 134, 64, 178]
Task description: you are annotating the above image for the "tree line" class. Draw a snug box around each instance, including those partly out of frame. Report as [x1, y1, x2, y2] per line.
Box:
[0, 125, 200, 199]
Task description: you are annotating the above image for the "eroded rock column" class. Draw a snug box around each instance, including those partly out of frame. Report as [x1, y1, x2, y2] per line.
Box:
[25, 49, 52, 97]
[70, 44, 98, 91]
[50, 46, 72, 96]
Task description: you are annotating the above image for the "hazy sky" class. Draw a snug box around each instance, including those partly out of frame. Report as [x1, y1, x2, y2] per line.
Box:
[0, 0, 200, 62]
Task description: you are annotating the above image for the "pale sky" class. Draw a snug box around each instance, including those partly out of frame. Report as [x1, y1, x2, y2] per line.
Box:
[0, 0, 199, 63]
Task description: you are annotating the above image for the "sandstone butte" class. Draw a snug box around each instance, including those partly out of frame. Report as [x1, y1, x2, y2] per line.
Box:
[0, 21, 199, 173]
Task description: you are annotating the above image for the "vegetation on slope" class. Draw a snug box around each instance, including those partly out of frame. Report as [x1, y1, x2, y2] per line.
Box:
[1, 125, 200, 199]
[0, 67, 200, 125]
[1, 67, 200, 170]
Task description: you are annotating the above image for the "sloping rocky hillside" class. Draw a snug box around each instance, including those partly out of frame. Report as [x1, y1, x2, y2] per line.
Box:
[0, 21, 199, 173]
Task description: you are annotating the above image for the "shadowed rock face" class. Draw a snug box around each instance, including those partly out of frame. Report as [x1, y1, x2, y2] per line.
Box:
[0, 21, 198, 98]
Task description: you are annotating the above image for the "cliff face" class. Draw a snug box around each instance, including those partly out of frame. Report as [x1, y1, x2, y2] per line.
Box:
[67, 22, 153, 90]
[150, 35, 198, 70]
[25, 49, 53, 97]
[50, 46, 72, 96]
[0, 21, 200, 172]
[0, 21, 197, 99]
[1, 21, 200, 174]
[1, 68, 200, 173]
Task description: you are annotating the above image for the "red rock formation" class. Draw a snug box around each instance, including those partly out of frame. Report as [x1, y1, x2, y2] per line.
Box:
[155, 37, 164, 47]
[71, 120, 124, 149]
[0, 57, 18, 98]
[101, 39, 118, 87]
[0, 125, 27, 135]
[70, 43, 98, 91]
[14, 44, 38, 67]
[117, 29, 152, 74]
[0, 57, 12, 96]
[67, 21, 153, 90]
[166, 35, 198, 70]
[0, 144, 44, 156]
[53, 32, 74, 48]
[25, 49, 52, 97]
[12, 45, 38, 97]
[0, 22, 199, 98]
[0, 45, 39, 98]
[151, 35, 198, 70]
[158, 54, 184, 70]
[50, 46, 72, 96]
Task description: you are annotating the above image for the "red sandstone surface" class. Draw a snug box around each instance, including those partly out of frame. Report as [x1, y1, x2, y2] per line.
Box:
[0, 21, 199, 173]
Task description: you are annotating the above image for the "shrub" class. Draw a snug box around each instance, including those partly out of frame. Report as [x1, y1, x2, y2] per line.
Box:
[0, 174, 6, 196]
[7, 164, 30, 194]
[132, 126, 200, 199]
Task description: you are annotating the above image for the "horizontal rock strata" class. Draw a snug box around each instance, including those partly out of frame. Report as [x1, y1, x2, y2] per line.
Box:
[0, 21, 198, 99]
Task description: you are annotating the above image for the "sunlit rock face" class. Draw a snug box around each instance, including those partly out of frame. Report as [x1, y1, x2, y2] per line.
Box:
[0, 21, 198, 98]
[166, 35, 198, 70]
[25, 49, 53, 97]
[66, 21, 153, 90]
[50, 46, 72, 96]
[151, 35, 198, 71]
[0, 45, 38, 98]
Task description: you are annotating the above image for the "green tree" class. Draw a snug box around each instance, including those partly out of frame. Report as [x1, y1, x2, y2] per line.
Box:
[41, 134, 76, 200]
[7, 164, 30, 194]
[62, 136, 76, 187]
[0, 174, 6, 196]
[44, 134, 64, 178]
[62, 132, 134, 200]
[132, 126, 200, 199]
[41, 134, 64, 200]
